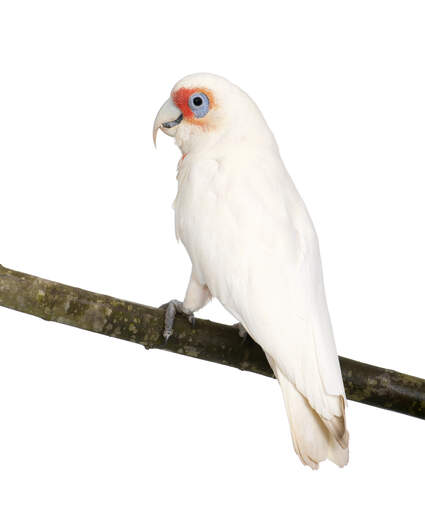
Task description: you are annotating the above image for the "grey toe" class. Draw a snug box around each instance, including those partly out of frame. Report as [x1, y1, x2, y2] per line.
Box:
[160, 299, 195, 342]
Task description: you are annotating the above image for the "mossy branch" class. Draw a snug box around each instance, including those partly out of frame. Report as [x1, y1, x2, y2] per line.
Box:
[0, 264, 424, 419]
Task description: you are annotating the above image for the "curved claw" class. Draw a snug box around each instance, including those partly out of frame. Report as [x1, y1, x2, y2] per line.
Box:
[163, 328, 173, 343]
[234, 322, 249, 342]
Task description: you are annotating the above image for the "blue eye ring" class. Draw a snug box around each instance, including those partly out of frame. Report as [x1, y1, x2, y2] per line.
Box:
[188, 92, 210, 118]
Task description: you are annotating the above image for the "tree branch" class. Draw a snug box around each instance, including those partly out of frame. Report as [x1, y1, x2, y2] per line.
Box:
[0, 264, 424, 419]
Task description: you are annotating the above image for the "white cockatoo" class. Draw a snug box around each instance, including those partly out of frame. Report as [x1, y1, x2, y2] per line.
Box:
[153, 73, 349, 469]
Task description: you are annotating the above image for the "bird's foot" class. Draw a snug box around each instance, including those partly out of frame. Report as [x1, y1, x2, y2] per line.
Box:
[160, 300, 195, 343]
[233, 322, 249, 342]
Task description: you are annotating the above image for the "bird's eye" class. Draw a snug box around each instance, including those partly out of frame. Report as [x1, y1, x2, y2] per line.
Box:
[188, 92, 209, 118]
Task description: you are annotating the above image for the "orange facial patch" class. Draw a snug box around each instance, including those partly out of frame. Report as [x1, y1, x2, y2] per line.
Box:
[172, 87, 215, 126]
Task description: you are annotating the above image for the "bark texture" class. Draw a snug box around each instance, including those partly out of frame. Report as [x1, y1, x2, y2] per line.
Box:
[0, 264, 424, 419]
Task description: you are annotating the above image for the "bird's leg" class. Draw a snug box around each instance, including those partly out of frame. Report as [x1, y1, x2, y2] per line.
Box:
[160, 300, 195, 342]
[160, 271, 211, 343]
[233, 322, 249, 342]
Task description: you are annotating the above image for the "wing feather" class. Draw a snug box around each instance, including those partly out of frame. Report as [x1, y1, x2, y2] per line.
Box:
[174, 151, 348, 465]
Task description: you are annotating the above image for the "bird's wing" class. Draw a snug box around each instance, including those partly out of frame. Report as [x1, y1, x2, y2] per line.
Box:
[177, 150, 348, 466]
[206, 151, 346, 420]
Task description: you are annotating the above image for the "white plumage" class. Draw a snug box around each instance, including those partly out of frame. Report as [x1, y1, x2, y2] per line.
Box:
[154, 73, 349, 469]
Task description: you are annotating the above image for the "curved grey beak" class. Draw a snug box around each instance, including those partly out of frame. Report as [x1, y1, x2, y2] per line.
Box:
[153, 98, 183, 147]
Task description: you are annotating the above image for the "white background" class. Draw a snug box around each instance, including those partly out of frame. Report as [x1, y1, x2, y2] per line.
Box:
[0, 1, 424, 510]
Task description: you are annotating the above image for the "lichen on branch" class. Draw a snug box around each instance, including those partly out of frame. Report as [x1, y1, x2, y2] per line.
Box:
[0, 264, 424, 419]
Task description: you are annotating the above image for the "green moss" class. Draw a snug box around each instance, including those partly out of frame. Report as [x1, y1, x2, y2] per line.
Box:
[0, 264, 424, 420]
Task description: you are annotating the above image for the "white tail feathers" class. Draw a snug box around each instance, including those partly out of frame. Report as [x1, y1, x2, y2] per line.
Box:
[267, 355, 349, 469]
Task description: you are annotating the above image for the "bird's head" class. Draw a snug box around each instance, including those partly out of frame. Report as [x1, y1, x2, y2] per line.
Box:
[153, 73, 275, 154]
